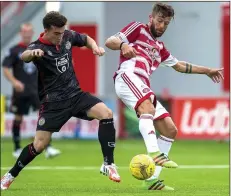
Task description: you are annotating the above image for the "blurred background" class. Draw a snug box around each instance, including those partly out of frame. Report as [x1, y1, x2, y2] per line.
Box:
[1, 1, 229, 141]
[0, 2, 230, 195]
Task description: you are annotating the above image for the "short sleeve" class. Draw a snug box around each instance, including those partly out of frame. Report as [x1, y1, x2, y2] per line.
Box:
[160, 45, 178, 67]
[2, 48, 16, 68]
[70, 30, 87, 47]
[114, 21, 143, 43]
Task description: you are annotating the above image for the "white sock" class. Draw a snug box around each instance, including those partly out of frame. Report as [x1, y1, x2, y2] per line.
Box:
[139, 114, 160, 153]
[153, 135, 174, 178]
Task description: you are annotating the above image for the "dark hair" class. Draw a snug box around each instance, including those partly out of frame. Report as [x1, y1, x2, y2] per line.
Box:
[43, 11, 67, 29]
[152, 3, 175, 18]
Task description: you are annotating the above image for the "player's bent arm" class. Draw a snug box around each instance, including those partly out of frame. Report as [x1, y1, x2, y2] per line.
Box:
[105, 36, 125, 50]
[20, 50, 34, 63]
[86, 36, 99, 50]
[172, 61, 211, 74]
[3, 67, 18, 85]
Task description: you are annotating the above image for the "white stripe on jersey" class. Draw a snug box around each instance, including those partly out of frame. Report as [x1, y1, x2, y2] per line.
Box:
[135, 56, 151, 75]
[137, 46, 153, 62]
[123, 22, 142, 37]
[134, 67, 150, 79]
[134, 40, 154, 50]
[140, 27, 154, 41]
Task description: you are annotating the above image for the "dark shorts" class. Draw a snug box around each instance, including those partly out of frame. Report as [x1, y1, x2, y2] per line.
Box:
[10, 95, 40, 115]
[36, 92, 102, 132]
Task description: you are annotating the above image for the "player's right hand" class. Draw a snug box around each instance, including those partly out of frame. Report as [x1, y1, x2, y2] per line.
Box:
[31, 49, 44, 57]
[13, 80, 25, 92]
[121, 44, 139, 58]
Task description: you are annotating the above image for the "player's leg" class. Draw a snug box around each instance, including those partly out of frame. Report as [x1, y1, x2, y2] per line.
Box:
[1, 130, 52, 190]
[153, 116, 177, 179]
[144, 101, 177, 191]
[10, 96, 30, 158]
[11, 114, 23, 158]
[72, 93, 120, 182]
[1, 101, 71, 190]
[87, 102, 120, 182]
[115, 72, 177, 168]
[31, 95, 61, 158]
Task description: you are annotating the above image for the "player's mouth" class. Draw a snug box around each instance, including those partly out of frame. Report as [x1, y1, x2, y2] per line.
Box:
[156, 30, 163, 35]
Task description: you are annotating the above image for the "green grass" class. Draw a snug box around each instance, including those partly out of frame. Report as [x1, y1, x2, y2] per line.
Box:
[1, 139, 229, 196]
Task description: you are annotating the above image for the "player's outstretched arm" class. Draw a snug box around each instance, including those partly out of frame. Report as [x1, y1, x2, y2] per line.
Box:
[21, 49, 44, 63]
[86, 36, 105, 56]
[172, 61, 224, 83]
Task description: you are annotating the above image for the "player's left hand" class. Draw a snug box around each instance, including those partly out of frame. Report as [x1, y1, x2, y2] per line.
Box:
[93, 46, 105, 56]
[206, 68, 224, 83]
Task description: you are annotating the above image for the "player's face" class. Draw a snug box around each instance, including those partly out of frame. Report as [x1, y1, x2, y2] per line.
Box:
[20, 26, 34, 45]
[45, 26, 66, 45]
[150, 13, 172, 37]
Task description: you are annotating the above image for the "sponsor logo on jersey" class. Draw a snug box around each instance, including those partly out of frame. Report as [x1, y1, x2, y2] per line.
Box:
[55, 53, 69, 73]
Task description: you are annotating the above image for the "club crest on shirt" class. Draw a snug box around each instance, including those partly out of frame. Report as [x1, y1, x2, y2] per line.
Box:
[65, 41, 71, 50]
[55, 53, 69, 73]
[38, 117, 45, 126]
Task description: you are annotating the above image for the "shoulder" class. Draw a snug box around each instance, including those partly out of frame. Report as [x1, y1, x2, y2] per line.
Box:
[3, 44, 18, 57]
[124, 21, 145, 29]
[27, 40, 43, 50]
[64, 29, 77, 38]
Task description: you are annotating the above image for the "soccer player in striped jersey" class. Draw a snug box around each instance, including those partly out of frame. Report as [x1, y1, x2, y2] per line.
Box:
[105, 3, 224, 191]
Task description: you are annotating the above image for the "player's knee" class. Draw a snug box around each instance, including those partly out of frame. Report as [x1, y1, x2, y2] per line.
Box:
[100, 108, 113, 120]
[167, 126, 178, 139]
[137, 99, 155, 116]
[15, 115, 23, 122]
[33, 137, 50, 153]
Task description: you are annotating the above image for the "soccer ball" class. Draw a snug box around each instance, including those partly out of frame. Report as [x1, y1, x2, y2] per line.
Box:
[129, 154, 155, 180]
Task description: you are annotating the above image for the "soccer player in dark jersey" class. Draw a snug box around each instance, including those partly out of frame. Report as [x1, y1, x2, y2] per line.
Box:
[2, 23, 61, 159]
[1, 11, 120, 190]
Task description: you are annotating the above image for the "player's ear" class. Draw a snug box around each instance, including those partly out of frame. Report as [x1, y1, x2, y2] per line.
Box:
[148, 14, 153, 23]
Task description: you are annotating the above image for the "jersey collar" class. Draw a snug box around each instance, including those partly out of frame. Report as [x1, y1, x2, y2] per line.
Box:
[39, 32, 53, 45]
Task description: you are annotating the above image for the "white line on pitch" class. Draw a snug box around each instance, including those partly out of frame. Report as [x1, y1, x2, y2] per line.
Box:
[0, 165, 229, 170]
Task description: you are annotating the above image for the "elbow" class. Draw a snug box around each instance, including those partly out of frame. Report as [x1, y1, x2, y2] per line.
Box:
[105, 38, 111, 48]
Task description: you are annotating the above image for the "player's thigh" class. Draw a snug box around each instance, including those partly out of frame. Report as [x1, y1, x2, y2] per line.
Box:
[87, 102, 113, 120]
[10, 96, 30, 115]
[37, 101, 72, 133]
[154, 116, 178, 139]
[71, 92, 110, 120]
[115, 72, 156, 115]
[33, 130, 52, 152]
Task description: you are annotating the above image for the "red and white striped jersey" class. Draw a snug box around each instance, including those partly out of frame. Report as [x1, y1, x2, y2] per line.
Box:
[114, 21, 178, 87]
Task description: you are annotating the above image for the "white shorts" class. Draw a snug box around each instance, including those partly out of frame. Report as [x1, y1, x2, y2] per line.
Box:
[115, 72, 170, 120]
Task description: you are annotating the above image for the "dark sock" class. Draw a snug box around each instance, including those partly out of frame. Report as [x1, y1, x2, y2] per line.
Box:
[9, 143, 40, 177]
[12, 120, 21, 151]
[98, 118, 116, 165]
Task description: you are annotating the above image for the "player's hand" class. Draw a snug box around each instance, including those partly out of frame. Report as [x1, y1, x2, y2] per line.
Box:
[13, 80, 25, 92]
[31, 49, 44, 58]
[206, 68, 224, 83]
[121, 44, 139, 58]
[93, 46, 105, 56]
